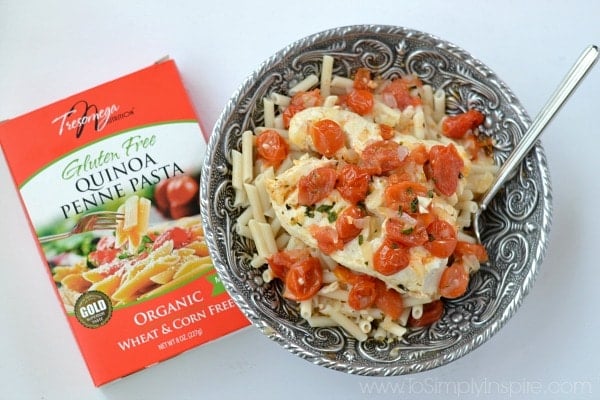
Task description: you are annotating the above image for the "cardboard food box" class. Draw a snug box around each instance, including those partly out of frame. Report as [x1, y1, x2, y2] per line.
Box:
[0, 59, 249, 386]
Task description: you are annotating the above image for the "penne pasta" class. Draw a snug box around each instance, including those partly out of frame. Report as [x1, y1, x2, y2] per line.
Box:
[53, 213, 215, 309]
[289, 74, 319, 95]
[231, 54, 497, 342]
[320, 55, 334, 98]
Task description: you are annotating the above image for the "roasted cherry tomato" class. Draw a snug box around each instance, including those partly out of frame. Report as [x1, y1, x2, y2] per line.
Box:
[442, 109, 485, 139]
[256, 129, 289, 168]
[384, 181, 428, 213]
[359, 140, 408, 175]
[381, 77, 422, 109]
[375, 285, 404, 320]
[438, 261, 469, 299]
[283, 256, 323, 301]
[379, 124, 395, 140]
[267, 248, 312, 280]
[346, 89, 374, 115]
[353, 67, 372, 90]
[407, 144, 429, 165]
[348, 277, 378, 310]
[298, 167, 337, 206]
[408, 300, 444, 327]
[282, 104, 304, 129]
[385, 218, 428, 247]
[428, 144, 464, 196]
[336, 205, 366, 243]
[373, 239, 410, 275]
[282, 89, 323, 128]
[454, 241, 489, 262]
[424, 220, 458, 258]
[310, 119, 345, 157]
[332, 265, 364, 285]
[336, 164, 370, 204]
[310, 225, 344, 255]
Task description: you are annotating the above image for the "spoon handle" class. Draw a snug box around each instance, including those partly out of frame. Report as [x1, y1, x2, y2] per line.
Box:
[478, 45, 599, 212]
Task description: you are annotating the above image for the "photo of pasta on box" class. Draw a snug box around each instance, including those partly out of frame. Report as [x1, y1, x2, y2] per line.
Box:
[47, 191, 212, 312]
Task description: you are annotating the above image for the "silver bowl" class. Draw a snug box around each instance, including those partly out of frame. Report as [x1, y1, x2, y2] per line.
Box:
[200, 25, 552, 375]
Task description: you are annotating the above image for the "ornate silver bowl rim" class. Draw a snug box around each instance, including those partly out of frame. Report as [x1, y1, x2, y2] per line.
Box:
[200, 24, 553, 376]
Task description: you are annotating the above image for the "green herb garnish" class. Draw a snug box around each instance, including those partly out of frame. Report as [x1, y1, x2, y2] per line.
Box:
[410, 197, 419, 213]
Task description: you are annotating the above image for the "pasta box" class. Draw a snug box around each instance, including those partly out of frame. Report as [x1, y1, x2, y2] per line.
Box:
[0, 59, 250, 386]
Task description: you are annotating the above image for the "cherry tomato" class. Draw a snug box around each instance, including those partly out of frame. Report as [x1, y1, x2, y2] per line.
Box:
[373, 239, 410, 275]
[442, 109, 485, 139]
[385, 218, 428, 247]
[379, 124, 394, 140]
[336, 164, 370, 204]
[438, 261, 469, 299]
[428, 144, 464, 196]
[282, 89, 323, 128]
[88, 247, 119, 266]
[359, 140, 408, 175]
[256, 129, 289, 168]
[297, 167, 337, 206]
[169, 202, 198, 219]
[333, 265, 364, 285]
[310, 225, 344, 255]
[348, 277, 378, 310]
[454, 241, 489, 262]
[424, 220, 458, 258]
[353, 67, 372, 90]
[165, 175, 199, 207]
[310, 119, 345, 157]
[414, 212, 437, 229]
[375, 285, 404, 320]
[381, 78, 422, 110]
[154, 179, 170, 215]
[282, 104, 304, 129]
[346, 89, 374, 115]
[267, 248, 311, 280]
[152, 227, 192, 250]
[408, 300, 444, 327]
[336, 205, 366, 243]
[294, 89, 324, 108]
[384, 181, 428, 213]
[283, 256, 323, 301]
[407, 144, 429, 165]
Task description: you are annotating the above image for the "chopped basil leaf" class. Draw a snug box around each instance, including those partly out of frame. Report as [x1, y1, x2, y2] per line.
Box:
[316, 203, 335, 213]
[327, 210, 338, 223]
[304, 205, 315, 218]
[410, 197, 418, 213]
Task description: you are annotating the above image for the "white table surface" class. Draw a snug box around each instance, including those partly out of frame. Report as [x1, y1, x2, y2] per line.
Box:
[1, 1, 599, 399]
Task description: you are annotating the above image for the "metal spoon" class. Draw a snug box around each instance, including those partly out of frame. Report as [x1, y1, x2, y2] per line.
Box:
[473, 45, 599, 243]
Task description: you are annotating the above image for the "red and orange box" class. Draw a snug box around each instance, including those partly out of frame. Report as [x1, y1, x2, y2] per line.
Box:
[0, 59, 249, 386]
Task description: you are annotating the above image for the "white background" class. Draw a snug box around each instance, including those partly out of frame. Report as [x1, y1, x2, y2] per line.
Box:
[1, 1, 599, 399]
